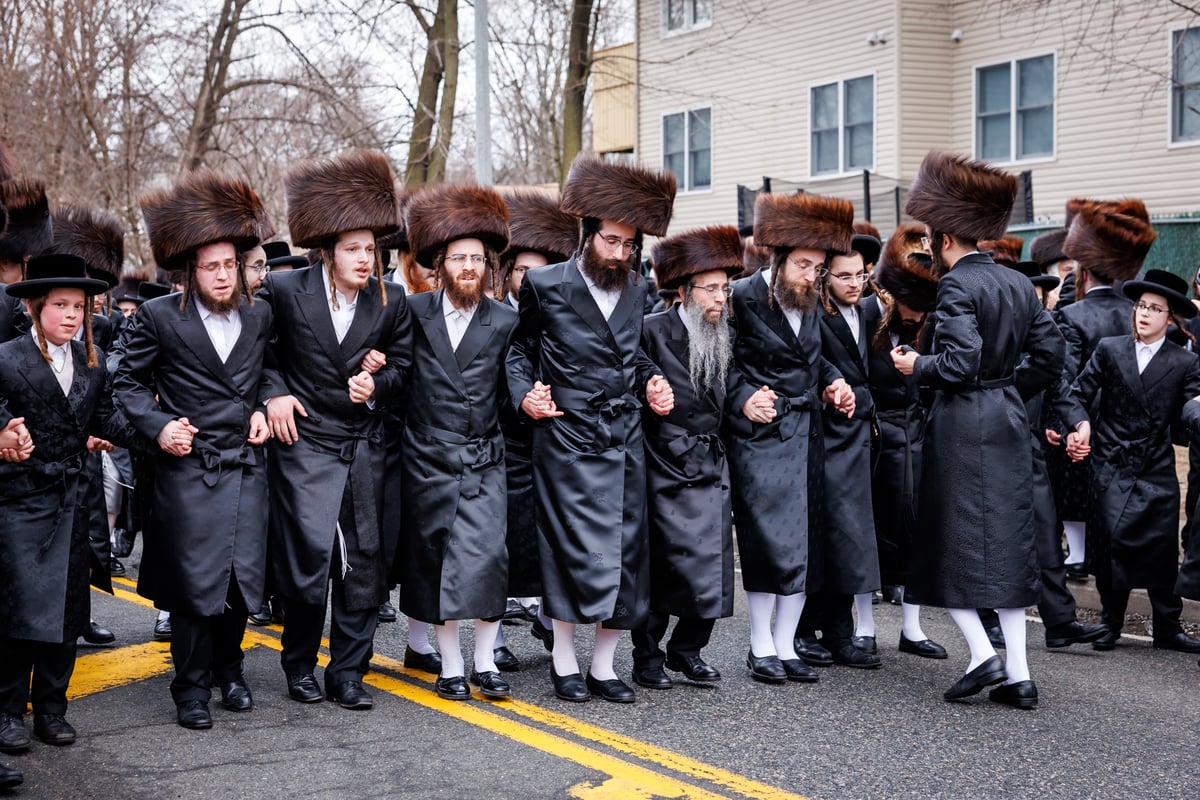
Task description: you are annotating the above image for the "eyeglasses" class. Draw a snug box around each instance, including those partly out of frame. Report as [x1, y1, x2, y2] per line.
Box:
[246, 262, 270, 275]
[786, 256, 826, 277]
[447, 254, 488, 266]
[828, 271, 869, 285]
[596, 233, 640, 255]
[1135, 301, 1168, 315]
[689, 283, 732, 298]
[920, 236, 932, 251]
[196, 259, 237, 274]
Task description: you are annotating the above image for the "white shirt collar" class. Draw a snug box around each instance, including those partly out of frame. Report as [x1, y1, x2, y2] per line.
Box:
[675, 302, 695, 338]
[195, 297, 238, 321]
[31, 328, 69, 357]
[1138, 336, 1165, 356]
[442, 290, 477, 321]
[320, 266, 357, 309]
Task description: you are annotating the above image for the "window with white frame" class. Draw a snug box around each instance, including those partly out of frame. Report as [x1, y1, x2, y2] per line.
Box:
[663, 0, 711, 35]
[663, 108, 711, 191]
[975, 54, 1055, 162]
[1172, 27, 1200, 143]
[810, 75, 875, 176]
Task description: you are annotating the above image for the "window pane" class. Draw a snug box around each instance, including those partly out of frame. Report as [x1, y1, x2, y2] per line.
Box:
[688, 108, 711, 189]
[692, 0, 712, 25]
[1018, 55, 1054, 108]
[846, 123, 873, 169]
[663, 113, 684, 179]
[979, 114, 1011, 160]
[1177, 87, 1200, 140]
[811, 84, 838, 131]
[977, 65, 1011, 114]
[1018, 107, 1053, 157]
[844, 76, 874, 125]
[666, 0, 685, 31]
[1173, 29, 1200, 141]
[812, 129, 839, 174]
[1175, 28, 1200, 83]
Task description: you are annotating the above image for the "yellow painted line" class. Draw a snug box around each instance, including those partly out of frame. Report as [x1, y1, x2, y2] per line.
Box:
[69, 641, 175, 700]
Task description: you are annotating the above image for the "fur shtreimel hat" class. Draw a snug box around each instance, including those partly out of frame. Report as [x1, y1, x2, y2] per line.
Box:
[905, 151, 1016, 242]
[560, 156, 676, 237]
[0, 177, 52, 263]
[49, 206, 124, 287]
[503, 190, 579, 265]
[753, 192, 854, 253]
[405, 183, 510, 268]
[876, 223, 939, 313]
[140, 170, 275, 270]
[651, 225, 744, 290]
[853, 220, 881, 241]
[1063, 198, 1156, 283]
[375, 187, 412, 253]
[285, 150, 400, 249]
[1029, 228, 1067, 270]
[978, 236, 1025, 268]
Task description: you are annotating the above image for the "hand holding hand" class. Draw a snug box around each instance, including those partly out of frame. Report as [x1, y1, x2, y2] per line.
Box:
[157, 417, 198, 457]
[520, 381, 563, 420]
[890, 346, 918, 375]
[742, 385, 777, 424]
[646, 375, 674, 416]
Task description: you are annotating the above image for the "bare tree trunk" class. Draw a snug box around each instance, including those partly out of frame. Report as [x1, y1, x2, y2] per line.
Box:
[182, 0, 251, 172]
[559, 0, 595, 184]
[404, 0, 459, 186]
[427, 0, 458, 183]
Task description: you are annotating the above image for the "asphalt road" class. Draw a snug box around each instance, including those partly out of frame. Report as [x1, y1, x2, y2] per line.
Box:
[4, 558, 1198, 800]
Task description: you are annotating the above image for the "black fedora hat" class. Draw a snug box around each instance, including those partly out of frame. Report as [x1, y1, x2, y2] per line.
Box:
[1009, 260, 1060, 292]
[1123, 269, 1196, 319]
[848, 233, 881, 267]
[5, 253, 110, 298]
[262, 240, 308, 270]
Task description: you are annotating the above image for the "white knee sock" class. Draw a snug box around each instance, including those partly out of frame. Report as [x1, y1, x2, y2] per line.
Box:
[589, 626, 621, 680]
[853, 593, 876, 637]
[900, 594, 929, 642]
[407, 618, 436, 654]
[996, 608, 1030, 683]
[550, 619, 579, 675]
[948, 607, 997, 672]
[1063, 521, 1086, 565]
[746, 591, 778, 657]
[473, 620, 501, 673]
[434, 621, 464, 678]
[773, 592, 806, 661]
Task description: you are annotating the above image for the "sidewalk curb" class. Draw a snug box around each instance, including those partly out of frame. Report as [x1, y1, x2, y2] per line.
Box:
[1068, 581, 1200, 623]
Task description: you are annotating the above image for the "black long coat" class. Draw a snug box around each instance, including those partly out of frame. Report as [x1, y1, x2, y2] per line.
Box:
[906, 253, 1064, 609]
[639, 307, 734, 619]
[113, 295, 273, 616]
[258, 267, 412, 612]
[725, 271, 841, 595]
[82, 312, 116, 594]
[0, 335, 132, 642]
[505, 257, 658, 628]
[498, 294, 541, 597]
[0, 292, 22, 342]
[1063, 336, 1200, 590]
[817, 298, 881, 595]
[398, 291, 517, 624]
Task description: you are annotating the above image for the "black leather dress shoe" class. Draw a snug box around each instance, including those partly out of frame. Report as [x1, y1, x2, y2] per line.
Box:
[403, 646, 443, 674]
[0, 714, 29, 754]
[1153, 632, 1200, 653]
[286, 673, 323, 703]
[551, 668, 591, 702]
[793, 635, 833, 667]
[0, 762, 22, 789]
[1092, 629, 1120, 651]
[503, 599, 527, 622]
[1065, 564, 1089, 582]
[985, 625, 1005, 648]
[899, 633, 948, 659]
[943, 655, 1007, 701]
[881, 585, 903, 605]
[632, 664, 674, 689]
[470, 670, 512, 699]
[530, 618, 554, 652]
[327, 681, 373, 709]
[377, 600, 397, 623]
[219, 680, 253, 712]
[248, 602, 273, 627]
[780, 658, 819, 683]
[112, 527, 135, 558]
[435, 675, 471, 700]
[152, 616, 172, 641]
[830, 642, 882, 669]
[745, 651, 787, 684]
[109, 555, 126, 576]
[850, 635, 877, 655]
[586, 674, 635, 703]
[665, 653, 720, 683]
[493, 646, 520, 672]
[176, 701, 212, 730]
[1045, 620, 1108, 648]
[82, 619, 115, 645]
[33, 714, 77, 745]
[989, 679, 1038, 709]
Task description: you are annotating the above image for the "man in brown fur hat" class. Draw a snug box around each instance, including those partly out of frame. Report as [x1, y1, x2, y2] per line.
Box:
[506, 155, 676, 704]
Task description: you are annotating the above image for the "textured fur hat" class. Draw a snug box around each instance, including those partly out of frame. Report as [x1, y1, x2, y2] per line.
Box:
[0, 177, 52, 263]
[405, 183, 510, 268]
[1064, 197, 1090, 229]
[1029, 228, 1067, 269]
[49, 206, 125, 287]
[905, 151, 1016, 242]
[978, 236, 1025, 268]
[651, 225, 744, 290]
[876, 223, 939, 312]
[853, 220, 881, 240]
[503, 190, 578, 264]
[1063, 198, 1155, 283]
[560, 155, 676, 237]
[140, 170, 275, 270]
[284, 150, 400, 249]
[753, 192, 854, 252]
[374, 188, 411, 252]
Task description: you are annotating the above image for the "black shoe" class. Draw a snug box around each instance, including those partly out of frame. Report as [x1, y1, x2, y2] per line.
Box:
[248, 602, 273, 627]
[1045, 620, 1108, 648]
[470, 670, 512, 699]
[109, 556, 126, 576]
[1065, 564, 1089, 582]
[830, 642, 882, 669]
[435, 675, 471, 701]
[988, 679, 1038, 709]
[943, 655, 1007, 701]
[745, 651, 787, 684]
[665, 653, 721, 683]
[881, 585, 903, 605]
[871, 592, 881, 605]
[152, 616, 172, 641]
[286, 673, 323, 703]
[326, 681, 373, 709]
[33, 714, 76, 746]
[985, 625, 1005, 648]
[779, 658, 819, 683]
[493, 646, 520, 672]
[176, 701, 212, 730]
[794, 635, 833, 667]
[219, 679, 253, 712]
[632, 664, 674, 689]
[82, 619, 115, 645]
[1092, 629, 1120, 651]
[586, 674, 635, 703]
[403, 646, 442, 674]
[377, 601, 397, 623]
[112, 527, 135, 558]
[502, 599, 527, 623]
[551, 668, 591, 702]
[530, 618, 554, 652]
[0, 715, 29, 754]
[899, 633, 949, 659]
[1153, 632, 1200, 654]
[850, 635, 877, 655]
[0, 763, 22, 789]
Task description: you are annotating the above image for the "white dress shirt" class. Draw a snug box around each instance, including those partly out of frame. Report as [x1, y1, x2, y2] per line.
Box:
[1136, 336, 1165, 374]
[835, 300, 860, 345]
[196, 299, 242, 363]
[321, 268, 357, 343]
[34, 330, 73, 395]
[579, 263, 622, 321]
[507, 292, 519, 311]
[761, 268, 804, 336]
[443, 291, 478, 352]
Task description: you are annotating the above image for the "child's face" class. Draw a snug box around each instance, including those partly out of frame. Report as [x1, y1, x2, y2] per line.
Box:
[36, 288, 88, 346]
[1133, 291, 1171, 342]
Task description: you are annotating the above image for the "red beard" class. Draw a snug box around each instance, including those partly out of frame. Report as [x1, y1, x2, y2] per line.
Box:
[444, 269, 483, 310]
[582, 243, 633, 292]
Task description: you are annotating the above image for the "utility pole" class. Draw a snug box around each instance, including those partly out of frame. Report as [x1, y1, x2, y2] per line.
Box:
[474, 0, 493, 185]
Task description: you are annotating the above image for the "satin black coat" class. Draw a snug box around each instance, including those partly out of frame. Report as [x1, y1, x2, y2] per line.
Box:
[725, 271, 841, 595]
[0, 335, 132, 642]
[258, 267, 412, 612]
[505, 257, 658, 628]
[113, 295, 273, 616]
[639, 307, 734, 619]
[1063, 336, 1200, 589]
[907, 253, 1064, 609]
[398, 291, 517, 624]
[0, 292, 22, 341]
[82, 312, 116, 594]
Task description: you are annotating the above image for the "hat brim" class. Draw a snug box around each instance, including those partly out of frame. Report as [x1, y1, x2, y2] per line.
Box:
[266, 256, 309, 270]
[1031, 275, 1060, 291]
[849, 234, 881, 266]
[5, 276, 111, 299]
[1122, 280, 1197, 319]
[662, 265, 743, 291]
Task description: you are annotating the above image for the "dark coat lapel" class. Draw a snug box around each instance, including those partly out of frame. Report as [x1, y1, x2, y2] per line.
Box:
[17, 336, 75, 424]
[1140, 341, 1178, 397]
[420, 290, 468, 394]
[223, 298, 262, 378]
[828, 310, 863, 369]
[65, 341, 91, 423]
[339, 279, 382, 359]
[1117, 337, 1150, 409]
[295, 266, 344, 367]
[454, 296, 495, 373]
[565, 259, 619, 352]
[748, 271, 799, 350]
[605, 272, 641, 341]
[172, 301, 237, 390]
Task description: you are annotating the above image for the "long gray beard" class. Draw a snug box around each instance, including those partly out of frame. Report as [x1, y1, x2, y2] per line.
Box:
[684, 301, 732, 397]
